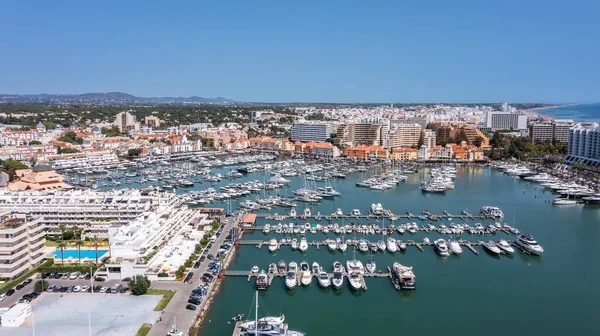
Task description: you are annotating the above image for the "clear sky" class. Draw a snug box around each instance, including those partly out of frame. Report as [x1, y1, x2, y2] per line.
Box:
[0, 0, 598, 103]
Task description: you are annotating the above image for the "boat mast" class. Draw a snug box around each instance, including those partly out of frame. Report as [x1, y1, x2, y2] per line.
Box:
[255, 290, 258, 335]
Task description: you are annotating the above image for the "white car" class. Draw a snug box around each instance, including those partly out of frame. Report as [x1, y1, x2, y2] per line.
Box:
[0, 294, 6, 302]
[73, 285, 81, 292]
[69, 272, 79, 280]
[80, 285, 89, 292]
[79, 273, 88, 279]
[99, 287, 108, 293]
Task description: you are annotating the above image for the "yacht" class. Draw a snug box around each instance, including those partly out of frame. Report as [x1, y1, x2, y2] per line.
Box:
[552, 197, 579, 205]
[348, 272, 362, 291]
[399, 241, 407, 250]
[256, 270, 268, 290]
[327, 240, 337, 251]
[497, 239, 515, 254]
[483, 241, 502, 255]
[338, 240, 348, 252]
[263, 224, 271, 234]
[277, 261, 287, 275]
[332, 270, 344, 289]
[317, 271, 331, 288]
[299, 238, 308, 252]
[376, 240, 386, 252]
[358, 240, 369, 253]
[480, 206, 504, 218]
[434, 239, 450, 256]
[393, 262, 416, 290]
[346, 259, 364, 275]
[370, 203, 385, 216]
[351, 209, 361, 217]
[300, 261, 309, 273]
[311, 262, 320, 274]
[387, 238, 398, 253]
[289, 208, 297, 217]
[285, 271, 297, 289]
[243, 293, 304, 336]
[303, 208, 311, 217]
[251, 266, 260, 274]
[448, 239, 462, 255]
[268, 239, 278, 252]
[300, 270, 312, 286]
[515, 233, 544, 255]
[240, 315, 285, 330]
[290, 239, 298, 250]
[365, 259, 376, 273]
[335, 208, 343, 216]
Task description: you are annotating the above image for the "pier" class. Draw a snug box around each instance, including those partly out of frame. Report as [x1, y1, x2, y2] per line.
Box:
[257, 213, 492, 220]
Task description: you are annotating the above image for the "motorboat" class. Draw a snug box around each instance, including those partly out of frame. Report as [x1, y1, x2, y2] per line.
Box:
[332, 266, 344, 289]
[312, 262, 320, 274]
[285, 271, 297, 289]
[338, 241, 348, 252]
[335, 208, 344, 216]
[300, 261, 309, 272]
[167, 329, 184, 336]
[327, 240, 337, 251]
[268, 239, 278, 252]
[317, 271, 331, 288]
[497, 239, 515, 254]
[393, 262, 416, 290]
[399, 241, 407, 250]
[263, 224, 271, 234]
[365, 259, 376, 273]
[448, 239, 462, 255]
[515, 233, 544, 255]
[423, 237, 430, 244]
[434, 239, 450, 256]
[370, 203, 385, 216]
[291, 239, 298, 250]
[552, 197, 579, 205]
[483, 241, 502, 255]
[358, 240, 369, 253]
[289, 208, 297, 217]
[351, 209, 361, 216]
[277, 261, 287, 275]
[243, 292, 304, 336]
[256, 270, 268, 290]
[480, 206, 504, 218]
[303, 208, 311, 217]
[346, 259, 364, 275]
[348, 272, 362, 290]
[376, 240, 386, 252]
[300, 270, 312, 286]
[369, 242, 378, 252]
[299, 238, 308, 252]
[251, 266, 260, 274]
[386, 238, 398, 253]
[268, 263, 277, 275]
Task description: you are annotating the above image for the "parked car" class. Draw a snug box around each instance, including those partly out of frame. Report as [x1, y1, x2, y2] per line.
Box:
[0, 294, 6, 302]
[15, 284, 24, 290]
[199, 256, 206, 262]
[185, 304, 197, 311]
[66, 287, 73, 293]
[94, 277, 106, 282]
[6, 289, 15, 296]
[23, 279, 32, 285]
[193, 261, 201, 268]
[99, 287, 108, 293]
[62, 273, 69, 279]
[69, 272, 80, 280]
[188, 298, 201, 305]
[73, 286, 81, 292]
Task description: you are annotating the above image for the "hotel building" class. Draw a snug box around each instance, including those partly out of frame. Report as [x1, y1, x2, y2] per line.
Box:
[290, 122, 333, 142]
[566, 122, 600, 166]
[0, 212, 45, 279]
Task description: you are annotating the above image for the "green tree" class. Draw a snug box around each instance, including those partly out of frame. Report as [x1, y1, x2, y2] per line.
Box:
[29, 140, 42, 146]
[175, 265, 186, 279]
[91, 236, 102, 264]
[57, 147, 80, 154]
[101, 126, 121, 137]
[129, 275, 151, 295]
[58, 224, 66, 240]
[473, 136, 484, 148]
[34, 280, 50, 292]
[42, 121, 57, 129]
[127, 148, 142, 157]
[57, 242, 67, 264]
[58, 131, 83, 144]
[74, 240, 84, 264]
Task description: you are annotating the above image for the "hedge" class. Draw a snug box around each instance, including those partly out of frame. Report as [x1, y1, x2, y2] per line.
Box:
[39, 265, 99, 274]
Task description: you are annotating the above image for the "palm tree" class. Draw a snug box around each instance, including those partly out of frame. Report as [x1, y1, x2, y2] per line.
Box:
[74, 240, 84, 264]
[58, 224, 66, 241]
[91, 236, 102, 265]
[57, 242, 67, 264]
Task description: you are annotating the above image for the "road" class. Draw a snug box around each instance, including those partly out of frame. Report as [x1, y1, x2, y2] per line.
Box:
[148, 214, 240, 336]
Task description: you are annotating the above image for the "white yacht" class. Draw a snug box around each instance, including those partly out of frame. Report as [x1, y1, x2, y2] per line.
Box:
[497, 239, 515, 254]
[338, 240, 348, 252]
[348, 272, 362, 290]
[311, 262, 320, 274]
[387, 238, 398, 253]
[289, 208, 296, 217]
[327, 240, 337, 251]
[268, 239, 278, 252]
[480, 206, 504, 218]
[376, 240, 386, 252]
[346, 259, 364, 275]
[365, 259, 376, 273]
[240, 315, 286, 329]
[335, 208, 343, 216]
[552, 197, 579, 205]
[291, 239, 298, 250]
[263, 224, 271, 234]
[303, 208, 311, 217]
[393, 262, 416, 290]
[317, 271, 330, 288]
[251, 266, 260, 274]
[399, 241, 407, 250]
[300, 270, 312, 286]
[332, 267, 344, 289]
[358, 240, 369, 253]
[448, 239, 462, 255]
[299, 238, 308, 252]
[434, 239, 450, 256]
[285, 268, 297, 289]
[516, 233, 544, 255]
[483, 241, 502, 255]
[351, 209, 361, 217]
[370, 203, 385, 216]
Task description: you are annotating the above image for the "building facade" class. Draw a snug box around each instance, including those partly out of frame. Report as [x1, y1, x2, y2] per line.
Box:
[530, 119, 575, 143]
[387, 124, 422, 148]
[290, 123, 333, 142]
[336, 123, 388, 148]
[0, 212, 45, 279]
[114, 111, 140, 133]
[566, 122, 600, 166]
[485, 111, 527, 130]
[423, 130, 436, 149]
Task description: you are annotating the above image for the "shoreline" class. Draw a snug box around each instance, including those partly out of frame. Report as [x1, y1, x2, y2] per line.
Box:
[524, 103, 581, 119]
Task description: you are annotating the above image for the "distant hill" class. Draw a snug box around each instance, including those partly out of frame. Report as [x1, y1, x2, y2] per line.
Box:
[0, 92, 235, 105]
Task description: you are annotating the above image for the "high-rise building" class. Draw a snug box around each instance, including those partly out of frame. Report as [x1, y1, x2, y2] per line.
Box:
[485, 111, 527, 131]
[501, 102, 509, 112]
[0, 212, 45, 279]
[144, 116, 161, 129]
[423, 130, 436, 149]
[387, 124, 422, 148]
[336, 123, 388, 148]
[114, 111, 140, 132]
[390, 117, 428, 129]
[566, 122, 600, 166]
[290, 122, 333, 142]
[530, 119, 575, 143]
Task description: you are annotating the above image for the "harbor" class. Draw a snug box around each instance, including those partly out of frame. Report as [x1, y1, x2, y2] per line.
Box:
[197, 163, 600, 336]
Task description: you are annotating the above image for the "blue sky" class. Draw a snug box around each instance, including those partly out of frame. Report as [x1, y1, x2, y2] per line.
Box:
[0, 0, 598, 103]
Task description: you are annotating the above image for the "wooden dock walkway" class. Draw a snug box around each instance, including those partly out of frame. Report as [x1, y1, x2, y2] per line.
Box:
[256, 212, 493, 221]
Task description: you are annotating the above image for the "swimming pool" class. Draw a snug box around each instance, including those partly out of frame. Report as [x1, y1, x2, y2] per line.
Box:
[49, 249, 108, 259]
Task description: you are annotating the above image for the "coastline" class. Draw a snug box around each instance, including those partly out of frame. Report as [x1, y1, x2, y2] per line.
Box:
[524, 103, 580, 119]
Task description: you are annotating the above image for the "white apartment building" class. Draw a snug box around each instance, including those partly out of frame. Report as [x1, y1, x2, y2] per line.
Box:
[105, 206, 209, 280]
[423, 129, 436, 149]
[0, 189, 180, 238]
[530, 119, 574, 143]
[290, 122, 333, 142]
[566, 122, 600, 166]
[336, 123, 388, 147]
[387, 123, 422, 148]
[114, 111, 140, 133]
[0, 212, 45, 279]
[48, 151, 120, 170]
[485, 111, 527, 130]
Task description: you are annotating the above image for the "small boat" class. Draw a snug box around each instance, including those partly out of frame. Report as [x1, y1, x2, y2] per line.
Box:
[256, 270, 268, 290]
[251, 266, 259, 274]
[317, 271, 330, 288]
[448, 239, 462, 255]
[497, 239, 515, 254]
[312, 262, 320, 274]
[369, 242, 378, 252]
[335, 208, 343, 216]
[365, 259, 376, 273]
[268, 263, 277, 274]
[277, 261, 287, 275]
[301, 270, 312, 286]
[338, 241, 348, 252]
[387, 238, 398, 253]
[483, 241, 502, 255]
[423, 237, 430, 244]
[299, 238, 308, 252]
[289, 208, 297, 217]
[291, 239, 298, 250]
[376, 240, 386, 252]
[434, 239, 450, 256]
[399, 241, 407, 250]
[263, 224, 270, 234]
[268, 239, 278, 252]
[332, 263, 344, 289]
[303, 208, 311, 217]
[327, 240, 337, 251]
[358, 240, 369, 253]
[348, 272, 362, 290]
[300, 261, 309, 272]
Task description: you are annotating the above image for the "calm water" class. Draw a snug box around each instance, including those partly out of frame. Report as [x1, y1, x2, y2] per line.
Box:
[199, 167, 600, 336]
[538, 103, 600, 121]
[50, 250, 108, 259]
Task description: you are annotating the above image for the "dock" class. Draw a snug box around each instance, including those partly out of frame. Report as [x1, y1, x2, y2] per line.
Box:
[232, 321, 244, 336]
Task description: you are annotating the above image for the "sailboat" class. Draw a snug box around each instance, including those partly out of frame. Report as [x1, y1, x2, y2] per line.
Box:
[242, 291, 305, 335]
